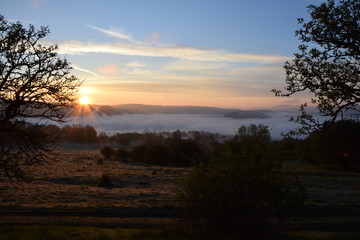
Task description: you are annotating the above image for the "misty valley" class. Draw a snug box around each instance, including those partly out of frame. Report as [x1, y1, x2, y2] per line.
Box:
[1, 0, 360, 238]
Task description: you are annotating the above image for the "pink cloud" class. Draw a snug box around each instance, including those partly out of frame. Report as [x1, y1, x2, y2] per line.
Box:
[145, 32, 161, 44]
[98, 64, 121, 75]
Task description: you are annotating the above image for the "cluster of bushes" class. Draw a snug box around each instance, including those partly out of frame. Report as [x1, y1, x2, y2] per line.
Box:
[232, 121, 360, 168]
[97, 121, 360, 169]
[269, 120, 360, 168]
[177, 124, 306, 237]
[33, 124, 99, 143]
[95, 125, 307, 237]
[100, 130, 216, 166]
[53, 121, 360, 168]
[296, 120, 360, 167]
[59, 125, 98, 143]
[175, 122, 360, 237]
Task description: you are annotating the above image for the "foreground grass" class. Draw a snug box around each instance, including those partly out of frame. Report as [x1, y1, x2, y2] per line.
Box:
[1, 225, 360, 240]
[281, 231, 360, 240]
[1, 155, 360, 239]
[0, 225, 164, 240]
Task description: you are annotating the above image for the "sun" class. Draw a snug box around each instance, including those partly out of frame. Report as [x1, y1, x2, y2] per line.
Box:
[79, 96, 91, 105]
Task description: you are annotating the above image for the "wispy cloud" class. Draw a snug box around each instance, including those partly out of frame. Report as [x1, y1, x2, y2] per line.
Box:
[163, 60, 229, 73]
[85, 24, 138, 43]
[72, 64, 101, 77]
[57, 24, 290, 64]
[57, 40, 289, 64]
[126, 61, 148, 68]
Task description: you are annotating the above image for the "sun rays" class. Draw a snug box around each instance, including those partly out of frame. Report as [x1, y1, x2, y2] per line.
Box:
[79, 96, 91, 105]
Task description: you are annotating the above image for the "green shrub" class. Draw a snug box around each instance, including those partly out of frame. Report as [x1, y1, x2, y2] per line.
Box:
[177, 125, 305, 237]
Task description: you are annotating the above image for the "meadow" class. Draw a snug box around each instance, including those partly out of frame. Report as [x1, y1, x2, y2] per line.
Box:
[1, 144, 360, 239]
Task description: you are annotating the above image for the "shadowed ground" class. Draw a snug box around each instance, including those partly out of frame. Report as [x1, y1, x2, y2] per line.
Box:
[1, 146, 360, 233]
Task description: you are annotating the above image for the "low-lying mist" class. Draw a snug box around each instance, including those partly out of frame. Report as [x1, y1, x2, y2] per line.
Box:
[66, 111, 303, 139]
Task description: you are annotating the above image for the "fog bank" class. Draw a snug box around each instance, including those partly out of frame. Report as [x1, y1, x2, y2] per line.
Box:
[66, 111, 304, 139]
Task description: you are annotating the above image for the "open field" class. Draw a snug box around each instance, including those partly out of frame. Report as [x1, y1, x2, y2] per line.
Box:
[0, 145, 186, 211]
[1, 146, 360, 239]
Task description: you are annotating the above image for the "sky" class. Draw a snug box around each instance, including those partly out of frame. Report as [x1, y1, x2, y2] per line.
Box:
[2, 0, 318, 109]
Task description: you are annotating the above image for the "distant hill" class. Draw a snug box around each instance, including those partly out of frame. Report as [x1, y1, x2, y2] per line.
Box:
[224, 110, 269, 119]
[75, 104, 272, 119]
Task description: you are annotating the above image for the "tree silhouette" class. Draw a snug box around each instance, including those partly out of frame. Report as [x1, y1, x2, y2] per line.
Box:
[178, 125, 305, 237]
[0, 16, 81, 182]
[272, 0, 360, 135]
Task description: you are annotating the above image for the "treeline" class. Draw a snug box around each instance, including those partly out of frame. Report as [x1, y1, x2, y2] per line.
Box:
[41, 124, 98, 143]
[44, 124, 221, 146]
[108, 130, 218, 166]
[44, 121, 360, 168]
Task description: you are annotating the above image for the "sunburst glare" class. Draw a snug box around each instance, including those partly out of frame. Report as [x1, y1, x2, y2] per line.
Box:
[79, 96, 91, 105]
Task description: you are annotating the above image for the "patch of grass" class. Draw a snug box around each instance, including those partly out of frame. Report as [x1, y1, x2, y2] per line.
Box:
[281, 231, 360, 240]
[2, 225, 359, 240]
[0, 225, 165, 240]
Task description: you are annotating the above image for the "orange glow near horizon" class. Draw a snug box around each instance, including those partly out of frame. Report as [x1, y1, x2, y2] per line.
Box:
[85, 91, 306, 110]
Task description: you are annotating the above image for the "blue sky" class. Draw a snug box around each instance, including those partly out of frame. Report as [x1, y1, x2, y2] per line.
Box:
[2, 0, 317, 109]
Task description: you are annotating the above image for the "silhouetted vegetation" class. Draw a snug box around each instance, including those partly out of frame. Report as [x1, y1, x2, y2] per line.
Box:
[95, 130, 214, 166]
[271, 137, 302, 161]
[99, 146, 115, 159]
[109, 132, 141, 147]
[297, 121, 360, 167]
[114, 148, 130, 162]
[60, 125, 98, 143]
[0, 16, 81, 182]
[97, 174, 114, 188]
[177, 124, 305, 238]
[273, 0, 360, 135]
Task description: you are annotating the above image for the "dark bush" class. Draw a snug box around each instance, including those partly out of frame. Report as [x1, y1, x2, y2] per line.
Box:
[177, 125, 305, 237]
[271, 137, 302, 161]
[297, 121, 360, 167]
[170, 139, 204, 166]
[115, 149, 129, 162]
[145, 144, 170, 165]
[100, 146, 115, 159]
[60, 125, 98, 143]
[98, 174, 114, 188]
[130, 145, 148, 162]
[98, 131, 109, 143]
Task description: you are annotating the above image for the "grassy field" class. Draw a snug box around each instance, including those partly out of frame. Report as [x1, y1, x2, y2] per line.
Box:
[0, 146, 186, 211]
[1, 146, 360, 239]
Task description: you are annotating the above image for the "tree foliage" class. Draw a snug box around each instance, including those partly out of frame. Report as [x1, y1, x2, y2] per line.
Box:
[100, 146, 115, 159]
[60, 125, 98, 143]
[177, 125, 305, 237]
[0, 16, 81, 182]
[297, 121, 360, 166]
[272, 0, 360, 135]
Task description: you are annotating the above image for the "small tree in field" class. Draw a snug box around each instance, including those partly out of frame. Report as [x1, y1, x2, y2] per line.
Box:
[272, 0, 360, 135]
[0, 16, 81, 182]
[177, 125, 305, 237]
